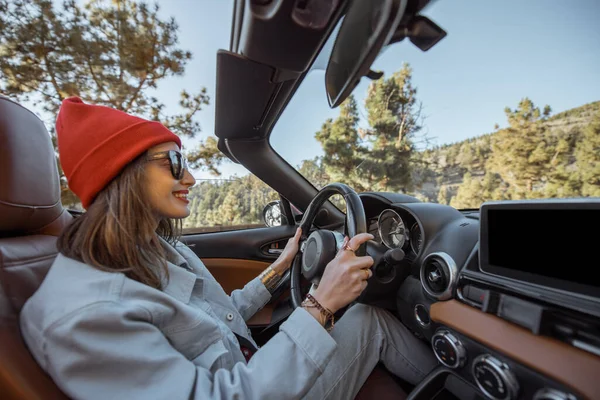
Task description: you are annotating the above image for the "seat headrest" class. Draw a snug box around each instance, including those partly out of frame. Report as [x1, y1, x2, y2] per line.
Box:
[0, 96, 68, 236]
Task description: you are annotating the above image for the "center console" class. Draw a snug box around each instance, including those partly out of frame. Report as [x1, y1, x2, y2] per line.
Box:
[407, 199, 600, 400]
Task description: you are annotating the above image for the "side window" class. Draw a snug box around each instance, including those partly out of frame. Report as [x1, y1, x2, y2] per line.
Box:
[59, 170, 285, 234]
[183, 174, 282, 234]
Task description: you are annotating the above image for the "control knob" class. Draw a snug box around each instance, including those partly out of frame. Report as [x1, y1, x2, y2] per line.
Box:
[431, 329, 466, 369]
[472, 354, 519, 400]
[533, 388, 577, 400]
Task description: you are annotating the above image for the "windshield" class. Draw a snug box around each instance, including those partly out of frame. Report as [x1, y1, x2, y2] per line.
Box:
[3, 0, 598, 231]
[271, 1, 600, 208]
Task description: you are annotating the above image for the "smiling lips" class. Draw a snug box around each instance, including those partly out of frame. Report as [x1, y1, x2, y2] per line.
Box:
[173, 190, 189, 204]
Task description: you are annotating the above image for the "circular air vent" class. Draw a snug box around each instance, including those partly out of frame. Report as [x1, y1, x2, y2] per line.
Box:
[420, 252, 458, 300]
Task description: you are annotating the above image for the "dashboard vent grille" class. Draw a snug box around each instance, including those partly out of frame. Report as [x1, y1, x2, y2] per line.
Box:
[420, 252, 458, 300]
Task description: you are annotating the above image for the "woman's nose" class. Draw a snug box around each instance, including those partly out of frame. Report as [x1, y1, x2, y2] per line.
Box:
[181, 168, 196, 188]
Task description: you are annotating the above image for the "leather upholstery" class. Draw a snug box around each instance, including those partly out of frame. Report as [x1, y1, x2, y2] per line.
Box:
[0, 96, 66, 236]
[0, 236, 65, 314]
[0, 96, 71, 399]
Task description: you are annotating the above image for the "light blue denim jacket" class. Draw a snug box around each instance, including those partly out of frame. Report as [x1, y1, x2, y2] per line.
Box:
[19, 238, 337, 399]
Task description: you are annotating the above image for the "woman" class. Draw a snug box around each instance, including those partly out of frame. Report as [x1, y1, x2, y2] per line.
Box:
[20, 97, 436, 399]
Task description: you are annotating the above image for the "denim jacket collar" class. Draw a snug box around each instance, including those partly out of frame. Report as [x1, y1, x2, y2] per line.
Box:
[159, 237, 198, 304]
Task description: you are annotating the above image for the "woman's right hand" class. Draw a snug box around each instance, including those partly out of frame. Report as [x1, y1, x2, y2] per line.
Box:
[312, 233, 375, 313]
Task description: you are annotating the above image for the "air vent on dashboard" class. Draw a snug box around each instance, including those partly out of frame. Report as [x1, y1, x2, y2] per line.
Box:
[420, 252, 458, 300]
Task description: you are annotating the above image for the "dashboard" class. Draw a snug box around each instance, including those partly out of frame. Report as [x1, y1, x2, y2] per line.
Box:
[357, 193, 600, 400]
[367, 208, 424, 257]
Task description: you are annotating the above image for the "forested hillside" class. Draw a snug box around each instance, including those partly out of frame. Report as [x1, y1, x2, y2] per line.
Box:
[184, 98, 599, 229]
[183, 177, 279, 230]
[416, 100, 600, 208]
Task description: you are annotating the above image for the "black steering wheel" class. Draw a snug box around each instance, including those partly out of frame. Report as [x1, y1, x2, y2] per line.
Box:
[290, 183, 367, 309]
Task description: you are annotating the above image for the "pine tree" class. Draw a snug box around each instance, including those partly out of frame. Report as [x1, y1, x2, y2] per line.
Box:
[437, 186, 449, 205]
[314, 63, 422, 193]
[315, 95, 365, 189]
[487, 98, 552, 199]
[359, 63, 420, 192]
[298, 157, 330, 190]
[575, 117, 600, 196]
[0, 0, 224, 206]
[544, 127, 581, 198]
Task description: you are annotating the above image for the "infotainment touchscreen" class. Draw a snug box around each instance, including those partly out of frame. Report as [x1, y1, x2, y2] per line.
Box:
[479, 200, 600, 298]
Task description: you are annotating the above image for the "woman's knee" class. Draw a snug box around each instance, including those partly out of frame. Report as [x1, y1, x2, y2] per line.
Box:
[341, 303, 406, 339]
[344, 302, 376, 319]
[338, 303, 391, 333]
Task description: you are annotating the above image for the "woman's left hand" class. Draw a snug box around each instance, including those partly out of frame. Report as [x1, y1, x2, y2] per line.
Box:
[271, 227, 302, 275]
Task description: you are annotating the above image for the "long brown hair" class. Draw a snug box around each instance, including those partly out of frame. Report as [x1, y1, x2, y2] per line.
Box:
[57, 153, 181, 288]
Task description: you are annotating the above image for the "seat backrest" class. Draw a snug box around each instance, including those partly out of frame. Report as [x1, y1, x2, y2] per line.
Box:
[0, 96, 73, 399]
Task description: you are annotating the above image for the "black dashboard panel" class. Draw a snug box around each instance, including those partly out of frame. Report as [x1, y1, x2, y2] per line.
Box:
[398, 202, 479, 272]
[357, 194, 479, 312]
[359, 194, 480, 305]
[479, 199, 600, 299]
[358, 195, 600, 400]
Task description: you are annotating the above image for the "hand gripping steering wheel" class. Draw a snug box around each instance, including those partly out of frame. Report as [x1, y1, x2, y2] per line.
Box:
[290, 183, 367, 309]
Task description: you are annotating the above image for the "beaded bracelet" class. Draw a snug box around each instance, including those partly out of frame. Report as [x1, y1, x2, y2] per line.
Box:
[301, 293, 335, 332]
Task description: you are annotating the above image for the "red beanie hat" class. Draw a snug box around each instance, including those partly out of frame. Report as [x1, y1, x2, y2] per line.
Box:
[56, 97, 182, 209]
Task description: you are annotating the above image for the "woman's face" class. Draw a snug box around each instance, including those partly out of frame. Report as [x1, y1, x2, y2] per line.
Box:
[144, 141, 196, 219]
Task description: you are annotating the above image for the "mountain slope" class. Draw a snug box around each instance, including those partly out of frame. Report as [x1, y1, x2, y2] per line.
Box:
[413, 100, 600, 207]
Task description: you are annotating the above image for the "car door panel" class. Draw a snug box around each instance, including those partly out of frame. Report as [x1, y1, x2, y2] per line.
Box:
[201, 258, 271, 295]
[181, 225, 297, 334]
[182, 225, 296, 260]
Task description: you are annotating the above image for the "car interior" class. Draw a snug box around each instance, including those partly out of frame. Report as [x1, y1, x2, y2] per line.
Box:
[1, 0, 599, 399]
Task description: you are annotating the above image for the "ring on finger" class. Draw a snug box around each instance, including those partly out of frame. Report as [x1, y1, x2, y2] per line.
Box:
[342, 243, 355, 252]
[363, 268, 370, 280]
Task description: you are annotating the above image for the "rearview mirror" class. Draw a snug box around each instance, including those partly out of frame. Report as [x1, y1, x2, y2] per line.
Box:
[388, 15, 447, 52]
[325, 0, 408, 108]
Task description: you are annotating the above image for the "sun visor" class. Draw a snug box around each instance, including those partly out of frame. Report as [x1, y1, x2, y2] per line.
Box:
[217, 137, 240, 164]
[215, 50, 280, 140]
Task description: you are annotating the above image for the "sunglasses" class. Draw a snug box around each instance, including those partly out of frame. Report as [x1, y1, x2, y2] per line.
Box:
[146, 150, 190, 180]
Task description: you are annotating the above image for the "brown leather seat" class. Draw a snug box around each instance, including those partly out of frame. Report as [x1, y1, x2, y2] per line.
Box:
[0, 96, 72, 399]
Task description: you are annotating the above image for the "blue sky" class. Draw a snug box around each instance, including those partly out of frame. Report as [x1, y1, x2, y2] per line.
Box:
[151, 0, 600, 179]
[43, 0, 600, 179]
